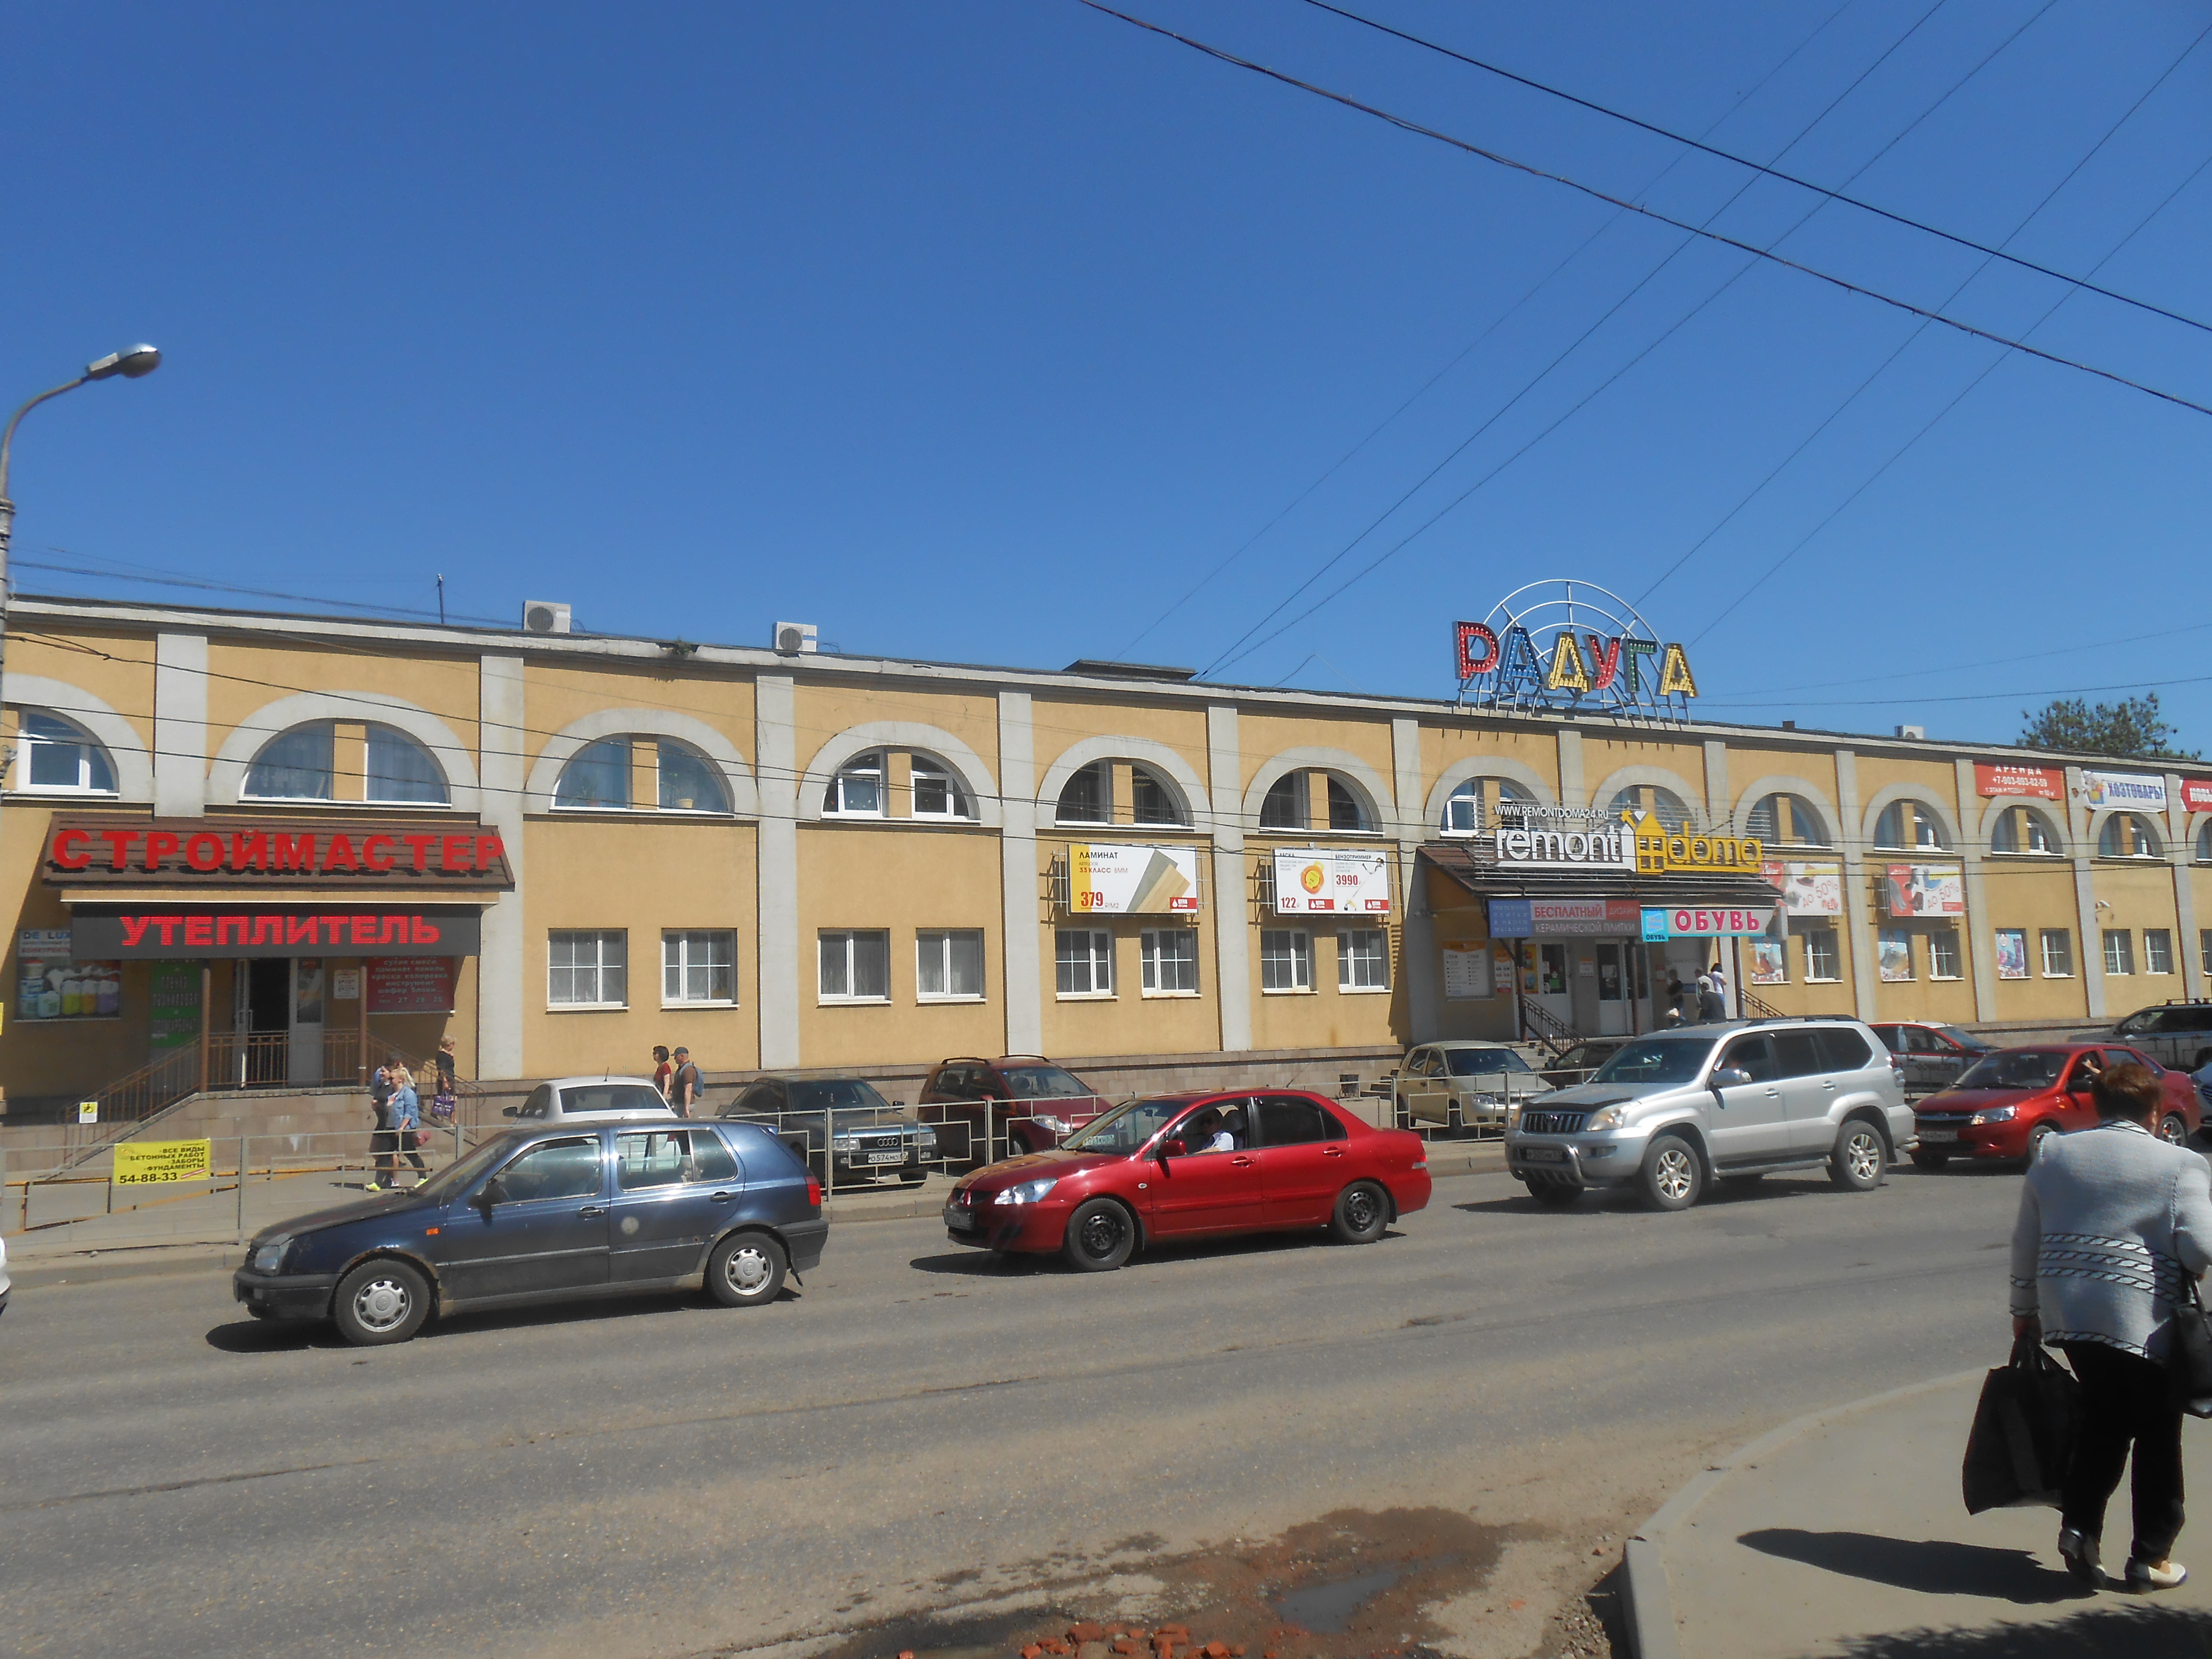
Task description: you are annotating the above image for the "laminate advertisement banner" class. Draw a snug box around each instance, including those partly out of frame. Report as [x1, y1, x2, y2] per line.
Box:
[1066, 844, 1200, 914]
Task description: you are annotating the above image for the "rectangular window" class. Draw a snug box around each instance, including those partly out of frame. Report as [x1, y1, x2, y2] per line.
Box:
[1055, 928, 1113, 997]
[2103, 929, 2134, 976]
[1928, 928, 1961, 980]
[2202, 929, 2212, 977]
[549, 930, 626, 1007]
[1261, 929, 1312, 993]
[1140, 927, 1200, 995]
[661, 931, 736, 1006]
[818, 930, 890, 1001]
[1803, 927, 1840, 982]
[1337, 928, 1390, 991]
[2040, 928, 2074, 978]
[2145, 928, 2175, 975]
[917, 929, 986, 999]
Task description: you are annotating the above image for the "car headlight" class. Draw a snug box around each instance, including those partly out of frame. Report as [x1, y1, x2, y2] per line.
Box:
[250, 1235, 293, 1274]
[916, 1129, 939, 1154]
[1971, 1106, 2017, 1124]
[1505, 1101, 1523, 1130]
[992, 1176, 1061, 1206]
[1031, 1115, 1072, 1136]
[1584, 1105, 1629, 1132]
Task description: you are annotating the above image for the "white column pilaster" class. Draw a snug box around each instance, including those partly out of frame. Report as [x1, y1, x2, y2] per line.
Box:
[1209, 703, 1251, 1052]
[1836, 749, 1876, 1021]
[1954, 758, 1997, 1021]
[153, 632, 207, 817]
[756, 674, 802, 1068]
[998, 692, 1041, 1054]
[477, 654, 527, 1079]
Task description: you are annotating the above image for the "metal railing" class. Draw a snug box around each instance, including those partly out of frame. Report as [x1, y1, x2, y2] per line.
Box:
[705, 1091, 1110, 1197]
[1517, 998, 1582, 1059]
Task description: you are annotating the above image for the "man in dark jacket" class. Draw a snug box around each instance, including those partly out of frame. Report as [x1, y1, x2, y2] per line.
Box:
[669, 1047, 703, 1118]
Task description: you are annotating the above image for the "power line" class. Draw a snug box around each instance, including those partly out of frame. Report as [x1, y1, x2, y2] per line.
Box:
[1108, 0, 1864, 659]
[13, 554, 512, 629]
[1639, 15, 2212, 611]
[1194, 0, 1972, 677]
[1299, 0, 2212, 338]
[1080, 1, 2212, 420]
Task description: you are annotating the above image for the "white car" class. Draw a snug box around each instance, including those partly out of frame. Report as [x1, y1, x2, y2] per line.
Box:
[501, 1076, 676, 1123]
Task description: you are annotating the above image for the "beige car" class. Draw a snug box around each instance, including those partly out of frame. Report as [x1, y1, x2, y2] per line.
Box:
[1393, 1042, 1553, 1131]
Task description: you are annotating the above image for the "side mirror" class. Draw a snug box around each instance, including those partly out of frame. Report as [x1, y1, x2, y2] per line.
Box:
[477, 1175, 508, 1208]
[1159, 1139, 1187, 1160]
[500, 1106, 518, 1118]
[892, 1100, 906, 1109]
[1710, 1066, 1753, 1089]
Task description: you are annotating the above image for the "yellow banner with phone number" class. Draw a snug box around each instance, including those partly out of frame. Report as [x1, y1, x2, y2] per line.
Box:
[112, 1138, 214, 1186]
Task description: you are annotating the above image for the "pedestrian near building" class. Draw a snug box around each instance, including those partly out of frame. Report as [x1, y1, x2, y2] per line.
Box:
[431, 1036, 459, 1125]
[651, 1045, 673, 1103]
[366, 1055, 399, 1193]
[669, 1047, 702, 1117]
[385, 1062, 429, 1190]
[2010, 1062, 2212, 1592]
[1695, 970, 1725, 1024]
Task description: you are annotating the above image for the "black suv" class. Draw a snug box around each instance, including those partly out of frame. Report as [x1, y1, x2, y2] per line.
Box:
[2074, 1003, 2212, 1071]
[233, 1120, 825, 1345]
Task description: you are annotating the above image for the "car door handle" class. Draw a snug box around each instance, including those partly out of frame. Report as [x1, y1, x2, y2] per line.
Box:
[1231, 1156, 1254, 1167]
[708, 1190, 735, 1202]
[1322, 1146, 1346, 1157]
[578, 1205, 607, 1217]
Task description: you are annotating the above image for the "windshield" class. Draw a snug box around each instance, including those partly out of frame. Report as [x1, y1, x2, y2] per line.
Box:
[788, 1079, 893, 1115]
[1445, 1049, 1527, 1076]
[1934, 1025, 1990, 1052]
[999, 1065, 1089, 1100]
[559, 1083, 668, 1117]
[1060, 1096, 1188, 1154]
[1956, 1050, 2067, 1091]
[1591, 1037, 1717, 1087]
[411, 1135, 512, 1202]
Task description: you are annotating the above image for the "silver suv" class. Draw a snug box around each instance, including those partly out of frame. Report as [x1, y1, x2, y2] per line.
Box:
[1503, 1019, 1909, 1212]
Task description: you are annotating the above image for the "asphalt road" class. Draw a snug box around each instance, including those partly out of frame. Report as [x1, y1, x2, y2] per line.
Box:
[0, 1161, 2034, 1659]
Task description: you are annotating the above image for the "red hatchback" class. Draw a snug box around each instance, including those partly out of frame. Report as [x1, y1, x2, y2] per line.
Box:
[941, 1090, 1431, 1271]
[1911, 1043, 2200, 1168]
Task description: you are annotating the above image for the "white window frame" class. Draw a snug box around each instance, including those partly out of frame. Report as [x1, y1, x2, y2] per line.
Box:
[1055, 762, 1111, 827]
[909, 757, 974, 822]
[1337, 927, 1390, 993]
[2103, 928, 2134, 977]
[549, 930, 627, 1010]
[824, 753, 886, 818]
[818, 929, 891, 1003]
[2098, 813, 2161, 860]
[14, 710, 119, 796]
[1139, 927, 1200, 997]
[2040, 928, 2074, 978]
[1260, 928, 1313, 994]
[1803, 926, 1841, 983]
[2202, 928, 2212, 977]
[2145, 928, 2175, 975]
[1055, 928, 1114, 998]
[242, 721, 337, 803]
[1928, 928, 1962, 981]
[916, 929, 986, 1001]
[661, 930, 737, 1008]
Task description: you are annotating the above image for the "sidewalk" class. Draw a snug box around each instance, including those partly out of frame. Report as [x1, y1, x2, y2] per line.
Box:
[1640, 1370, 2212, 1658]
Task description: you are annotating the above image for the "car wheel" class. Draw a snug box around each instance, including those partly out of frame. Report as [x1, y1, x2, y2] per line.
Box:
[1639, 1134, 1703, 1213]
[2161, 1113, 2189, 1146]
[2024, 1121, 2057, 1166]
[898, 1165, 928, 1186]
[1829, 1120, 1886, 1191]
[1910, 1151, 1950, 1171]
[1527, 1177, 1580, 1207]
[1329, 1180, 1391, 1243]
[1061, 1198, 1136, 1272]
[332, 1258, 431, 1346]
[707, 1231, 788, 1307]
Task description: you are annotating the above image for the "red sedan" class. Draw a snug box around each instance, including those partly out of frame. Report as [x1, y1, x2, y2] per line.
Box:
[1911, 1043, 2200, 1168]
[941, 1090, 1431, 1271]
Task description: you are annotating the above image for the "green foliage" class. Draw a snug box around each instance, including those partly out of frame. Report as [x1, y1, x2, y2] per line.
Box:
[2019, 692, 2197, 761]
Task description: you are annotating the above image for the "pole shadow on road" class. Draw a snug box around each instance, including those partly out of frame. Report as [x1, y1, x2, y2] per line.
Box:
[202, 1285, 798, 1352]
[1826, 1603, 2212, 1658]
[1738, 1528, 2085, 1603]
[1453, 1175, 1877, 1216]
[905, 1229, 1409, 1278]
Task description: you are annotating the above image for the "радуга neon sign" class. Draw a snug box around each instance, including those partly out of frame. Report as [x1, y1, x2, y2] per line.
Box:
[1455, 579, 1695, 723]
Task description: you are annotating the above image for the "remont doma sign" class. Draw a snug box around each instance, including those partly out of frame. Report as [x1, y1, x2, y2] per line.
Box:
[1494, 817, 1634, 870]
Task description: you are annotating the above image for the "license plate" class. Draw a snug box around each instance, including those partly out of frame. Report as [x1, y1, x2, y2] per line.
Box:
[1919, 1129, 1958, 1143]
[1520, 1146, 1566, 1164]
[867, 1150, 905, 1165]
[944, 1207, 976, 1230]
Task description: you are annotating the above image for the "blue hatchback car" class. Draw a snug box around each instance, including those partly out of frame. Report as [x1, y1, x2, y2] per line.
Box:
[233, 1119, 826, 1345]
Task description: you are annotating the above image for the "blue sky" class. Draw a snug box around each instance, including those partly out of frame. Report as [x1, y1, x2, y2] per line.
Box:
[2, 1, 2207, 749]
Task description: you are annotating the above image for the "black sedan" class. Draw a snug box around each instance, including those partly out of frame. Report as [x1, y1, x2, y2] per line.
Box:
[721, 1075, 939, 1185]
[233, 1120, 826, 1345]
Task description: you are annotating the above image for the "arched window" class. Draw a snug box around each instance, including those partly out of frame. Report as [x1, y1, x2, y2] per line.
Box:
[1744, 792, 1828, 847]
[2099, 812, 2162, 859]
[823, 752, 883, 817]
[1440, 777, 1534, 834]
[557, 736, 730, 813]
[910, 754, 975, 820]
[243, 721, 450, 805]
[1990, 805, 2061, 856]
[1260, 769, 1373, 833]
[2198, 821, 2212, 864]
[14, 710, 117, 795]
[1874, 801, 1950, 851]
[1609, 785, 1694, 832]
[1055, 760, 1187, 827]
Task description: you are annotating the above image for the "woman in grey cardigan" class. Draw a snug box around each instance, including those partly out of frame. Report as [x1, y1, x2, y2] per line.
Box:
[2012, 1062, 2212, 1591]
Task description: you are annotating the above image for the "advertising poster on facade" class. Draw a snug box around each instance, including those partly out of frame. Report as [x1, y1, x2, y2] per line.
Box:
[1763, 861, 1843, 915]
[368, 957, 457, 1014]
[2077, 770, 2167, 812]
[2183, 780, 2212, 814]
[17, 929, 122, 1022]
[1878, 930, 1914, 981]
[148, 962, 201, 1050]
[1974, 763, 2063, 800]
[1272, 849, 1390, 915]
[1884, 865, 1965, 917]
[1068, 844, 1200, 914]
[1441, 945, 1491, 1000]
[1749, 940, 1787, 985]
[1994, 928, 2030, 980]
[1485, 898, 1641, 937]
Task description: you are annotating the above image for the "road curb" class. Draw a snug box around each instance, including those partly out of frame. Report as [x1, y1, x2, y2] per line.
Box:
[1620, 1367, 1983, 1659]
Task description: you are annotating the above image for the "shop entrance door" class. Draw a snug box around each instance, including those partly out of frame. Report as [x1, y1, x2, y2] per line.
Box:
[289, 958, 326, 1086]
[1594, 943, 1630, 1036]
[1529, 942, 1575, 1034]
[245, 960, 289, 1085]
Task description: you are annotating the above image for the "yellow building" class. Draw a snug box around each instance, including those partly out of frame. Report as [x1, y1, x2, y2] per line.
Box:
[3, 594, 2209, 1113]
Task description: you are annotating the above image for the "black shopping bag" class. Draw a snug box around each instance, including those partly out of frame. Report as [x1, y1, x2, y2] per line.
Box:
[1962, 1338, 2082, 1515]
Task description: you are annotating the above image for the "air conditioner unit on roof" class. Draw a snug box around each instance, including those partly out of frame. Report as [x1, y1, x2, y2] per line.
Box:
[773, 622, 817, 656]
[523, 601, 572, 636]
